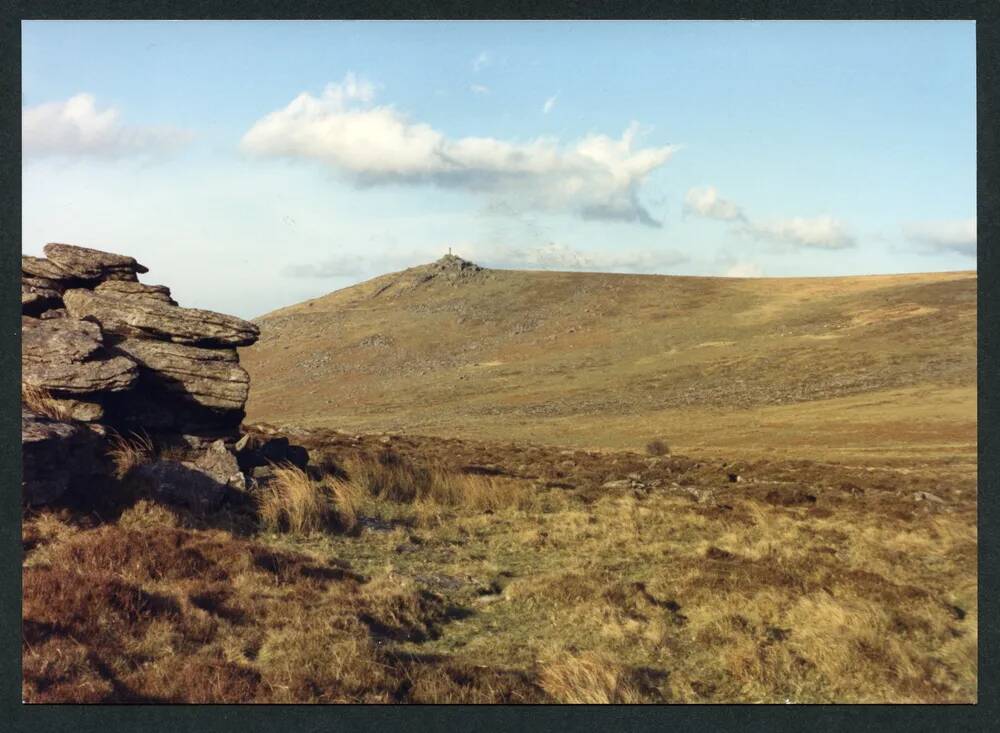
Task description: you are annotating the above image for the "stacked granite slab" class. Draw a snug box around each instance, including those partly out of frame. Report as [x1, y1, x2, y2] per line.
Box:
[21, 243, 260, 435]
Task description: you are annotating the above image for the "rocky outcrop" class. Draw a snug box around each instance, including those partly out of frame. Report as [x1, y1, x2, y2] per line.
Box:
[22, 277, 63, 316]
[21, 242, 311, 509]
[22, 410, 107, 505]
[112, 338, 250, 411]
[63, 289, 259, 347]
[43, 242, 148, 282]
[22, 317, 138, 396]
[94, 280, 177, 305]
[21, 243, 267, 505]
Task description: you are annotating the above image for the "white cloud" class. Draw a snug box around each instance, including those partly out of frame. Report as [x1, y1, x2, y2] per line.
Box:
[683, 185, 746, 222]
[470, 84, 490, 95]
[684, 185, 855, 250]
[283, 253, 368, 279]
[743, 215, 855, 250]
[23, 93, 192, 158]
[543, 94, 558, 114]
[472, 51, 490, 72]
[461, 241, 687, 273]
[903, 219, 976, 257]
[242, 74, 678, 227]
[722, 261, 763, 278]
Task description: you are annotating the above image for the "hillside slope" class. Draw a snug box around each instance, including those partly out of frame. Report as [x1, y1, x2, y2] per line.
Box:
[241, 256, 976, 463]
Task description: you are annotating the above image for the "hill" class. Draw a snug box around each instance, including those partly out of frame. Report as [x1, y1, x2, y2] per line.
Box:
[241, 256, 976, 464]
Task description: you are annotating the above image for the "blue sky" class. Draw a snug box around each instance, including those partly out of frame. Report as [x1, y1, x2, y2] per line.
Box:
[22, 21, 976, 318]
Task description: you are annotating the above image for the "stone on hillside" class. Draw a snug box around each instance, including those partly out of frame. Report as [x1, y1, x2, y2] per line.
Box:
[43, 242, 148, 281]
[40, 308, 68, 320]
[95, 280, 177, 305]
[22, 410, 107, 505]
[134, 460, 227, 511]
[63, 289, 260, 347]
[22, 317, 138, 395]
[111, 337, 250, 410]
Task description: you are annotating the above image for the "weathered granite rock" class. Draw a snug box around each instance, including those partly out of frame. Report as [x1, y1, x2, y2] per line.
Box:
[22, 317, 138, 395]
[63, 289, 260, 347]
[22, 410, 107, 505]
[102, 388, 245, 435]
[111, 337, 250, 410]
[43, 242, 148, 280]
[53, 397, 105, 422]
[22, 276, 63, 316]
[134, 460, 227, 511]
[95, 280, 177, 305]
[40, 308, 68, 320]
[235, 434, 309, 472]
[194, 440, 247, 492]
[22, 254, 71, 280]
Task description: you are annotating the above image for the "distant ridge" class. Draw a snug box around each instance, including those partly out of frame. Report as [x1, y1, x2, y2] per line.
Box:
[241, 263, 975, 461]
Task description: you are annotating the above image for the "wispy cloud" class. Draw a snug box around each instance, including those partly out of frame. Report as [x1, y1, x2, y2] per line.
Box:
[283, 253, 368, 279]
[242, 74, 679, 227]
[684, 184, 855, 250]
[722, 261, 763, 278]
[470, 84, 490, 95]
[462, 241, 687, 273]
[742, 216, 855, 250]
[683, 185, 746, 222]
[903, 219, 976, 257]
[23, 93, 192, 159]
[543, 94, 558, 114]
[472, 51, 490, 72]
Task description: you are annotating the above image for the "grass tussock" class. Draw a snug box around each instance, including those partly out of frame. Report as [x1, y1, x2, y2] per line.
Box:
[343, 452, 533, 511]
[538, 650, 643, 704]
[107, 431, 156, 480]
[21, 383, 73, 421]
[257, 463, 360, 535]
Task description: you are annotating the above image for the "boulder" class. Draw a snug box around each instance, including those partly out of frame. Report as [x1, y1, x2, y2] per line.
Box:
[134, 460, 227, 511]
[194, 440, 247, 492]
[43, 242, 148, 281]
[94, 280, 177, 305]
[22, 410, 107, 505]
[236, 434, 309, 471]
[22, 317, 138, 395]
[111, 337, 250, 410]
[53, 397, 105, 422]
[63, 289, 260, 347]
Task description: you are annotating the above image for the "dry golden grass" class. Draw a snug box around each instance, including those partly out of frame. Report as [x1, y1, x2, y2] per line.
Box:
[21, 382, 73, 421]
[538, 650, 643, 704]
[23, 430, 978, 703]
[106, 431, 155, 480]
[257, 464, 330, 535]
[257, 464, 361, 535]
[342, 452, 534, 512]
